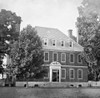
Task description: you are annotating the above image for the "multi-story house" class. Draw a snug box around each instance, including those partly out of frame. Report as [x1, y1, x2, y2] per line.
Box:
[35, 26, 88, 83]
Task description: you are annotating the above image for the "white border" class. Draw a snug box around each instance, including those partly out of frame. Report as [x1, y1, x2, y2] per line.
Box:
[69, 68, 75, 79]
[77, 69, 83, 80]
[61, 40, 65, 47]
[61, 68, 66, 79]
[61, 53, 66, 62]
[44, 52, 49, 62]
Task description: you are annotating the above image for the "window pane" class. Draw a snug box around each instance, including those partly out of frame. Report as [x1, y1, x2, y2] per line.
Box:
[52, 40, 55, 46]
[61, 41, 64, 46]
[54, 53, 57, 61]
[78, 70, 82, 79]
[61, 53, 66, 62]
[61, 69, 66, 79]
[70, 69, 74, 79]
[78, 55, 82, 63]
[44, 39, 48, 45]
[45, 53, 48, 61]
[70, 54, 74, 62]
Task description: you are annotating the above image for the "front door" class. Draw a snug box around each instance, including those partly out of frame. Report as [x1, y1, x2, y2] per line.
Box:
[52, 69, 59, 82]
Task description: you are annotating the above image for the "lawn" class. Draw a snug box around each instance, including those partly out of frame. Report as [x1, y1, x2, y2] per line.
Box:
[0, 87, 100, 98]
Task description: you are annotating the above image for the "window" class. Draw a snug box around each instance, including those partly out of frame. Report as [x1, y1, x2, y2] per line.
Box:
[69, 54, 74, 63]
[61, 68, 66, 79]
[43, 38, 48, 46]
[69, 69, 75, 79]
[77, 54, 82, 63]
[61, 41, 65, 46]
[52, 39, 56, 46]
[77, 69, 83, 79]
[69, 41, 73, 47]
[44, 52, 49, 62]
[53, 53, 58, 61]
[61, 53, 66, 62]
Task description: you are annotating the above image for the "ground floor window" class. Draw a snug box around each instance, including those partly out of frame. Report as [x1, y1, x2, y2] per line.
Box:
[61, 68, 66, 79]
[69, 69, 75, 79]
[77, 69, 83, 79]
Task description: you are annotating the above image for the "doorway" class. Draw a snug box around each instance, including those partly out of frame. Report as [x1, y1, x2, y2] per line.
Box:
[52, 69, 59, 82]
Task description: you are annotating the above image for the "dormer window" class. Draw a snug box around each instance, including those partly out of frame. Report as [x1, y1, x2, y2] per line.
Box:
[69, 41, 73, 47]
[52, 39, 56, 46]
[61, 41, 65, 47]
[43, 38, 48, 46]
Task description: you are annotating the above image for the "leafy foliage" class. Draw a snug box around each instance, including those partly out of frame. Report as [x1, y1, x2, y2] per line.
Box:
[76, 0, 100, 80]
[9, 25, 45, 80]
[0, 9, 21, 73]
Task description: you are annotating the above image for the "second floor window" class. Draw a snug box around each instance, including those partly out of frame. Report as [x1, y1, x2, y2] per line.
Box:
[43, 38, 48, 46]
[77, 54, 82, 63]
[53, 53, 58, 61]
[44, 52, 49, 62]
[70, 54, 74, 63]
[61, 53, 66, 62]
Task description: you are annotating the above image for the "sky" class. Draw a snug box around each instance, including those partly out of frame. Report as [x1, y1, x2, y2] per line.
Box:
[0, 0, 82, 36]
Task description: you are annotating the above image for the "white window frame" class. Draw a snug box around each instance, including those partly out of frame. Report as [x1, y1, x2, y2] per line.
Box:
[61, 53, 66, 62]
[44, 52, 49, 62]
[61, 40, 65, 47]
[69, 53, 75, 63]
[52, 39, 56, 46]
[69, 68, 75, 79]
[77, 69, 83, 80]
[61, 68, 66, 79]
[77, 54, 82, 64]
[43, 38, 48, 46]
[53, 52, 58, 61]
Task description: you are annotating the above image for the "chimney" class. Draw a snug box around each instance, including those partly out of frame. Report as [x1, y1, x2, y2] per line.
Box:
[68, 29, 73, 38]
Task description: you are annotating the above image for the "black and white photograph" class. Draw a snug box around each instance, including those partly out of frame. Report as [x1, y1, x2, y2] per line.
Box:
[0, 0, 100, 98]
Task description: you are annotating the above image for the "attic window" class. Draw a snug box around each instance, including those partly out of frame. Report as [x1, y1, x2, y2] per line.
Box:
[52, 40, 56, 46]
[69, 41, 73, 47]
[61, 41, 65, 46]
[43, 38, 48, 46]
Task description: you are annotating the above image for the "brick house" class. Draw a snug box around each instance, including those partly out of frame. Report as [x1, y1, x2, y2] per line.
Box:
[35, 26, 88, 83]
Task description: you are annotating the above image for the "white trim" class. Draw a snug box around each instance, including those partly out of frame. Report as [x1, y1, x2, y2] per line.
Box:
[61, 68, 66, 79]
[61, 53, 66, 62]
[62, 65, 88, 68]
[77, 54, 82, 64]
[69, 68, 75, 79]
[69, 53, 75, 63]
[44, 52, 49, 62]
[77, 69, 83, 80]
[53, 52, 58, 61]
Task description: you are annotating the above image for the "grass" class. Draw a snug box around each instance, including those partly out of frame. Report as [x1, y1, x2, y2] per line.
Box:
[0, 87, 100, 98]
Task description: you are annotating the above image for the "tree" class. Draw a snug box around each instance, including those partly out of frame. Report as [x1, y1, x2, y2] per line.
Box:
[0, 9, 21, 73]
[76, 0, 100, 80]
[9, 25, 45, 86]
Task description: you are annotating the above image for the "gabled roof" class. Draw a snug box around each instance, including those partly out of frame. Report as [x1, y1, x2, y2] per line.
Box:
[35, 26, 83, 51]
